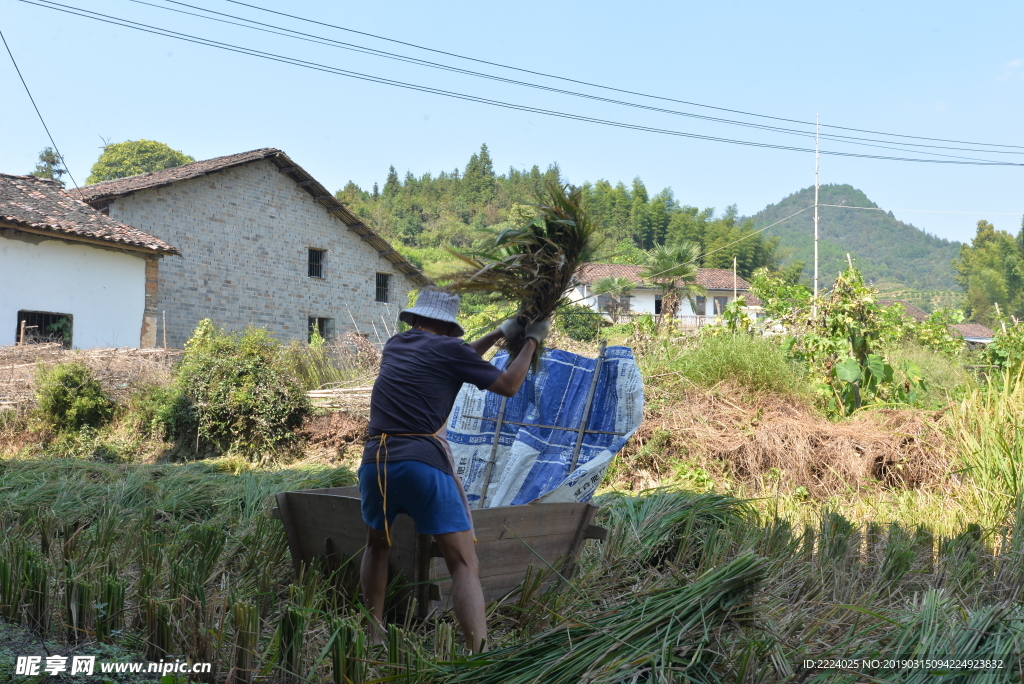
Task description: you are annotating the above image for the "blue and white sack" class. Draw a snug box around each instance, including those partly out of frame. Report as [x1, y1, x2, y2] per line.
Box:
[446, 346, 644, 508]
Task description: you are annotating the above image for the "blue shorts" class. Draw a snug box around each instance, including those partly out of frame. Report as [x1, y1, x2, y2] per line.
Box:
[358, 460, 471, 535]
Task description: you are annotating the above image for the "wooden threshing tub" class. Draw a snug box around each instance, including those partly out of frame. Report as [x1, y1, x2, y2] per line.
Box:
[271, 486, 607, 617]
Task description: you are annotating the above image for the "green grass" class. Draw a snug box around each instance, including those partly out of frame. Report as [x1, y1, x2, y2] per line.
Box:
[885, 340, 973, 405]
[643, 332, 812, 399]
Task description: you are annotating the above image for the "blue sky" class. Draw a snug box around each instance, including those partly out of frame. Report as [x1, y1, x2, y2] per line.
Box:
[2, 0, 1022, 244]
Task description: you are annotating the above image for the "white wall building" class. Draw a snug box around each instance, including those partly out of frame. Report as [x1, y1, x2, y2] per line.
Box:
[569, 263, 761, 328]
[0, 173, 178, 348]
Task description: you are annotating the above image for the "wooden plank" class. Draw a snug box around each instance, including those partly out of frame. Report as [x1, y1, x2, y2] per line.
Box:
[275, 492, 306, 575]
[471, 503, 591, 542]
[583, 524, 608, 541]
[291, 486, 360, 498]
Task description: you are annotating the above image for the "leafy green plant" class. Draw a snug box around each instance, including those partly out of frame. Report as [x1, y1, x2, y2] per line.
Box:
[914, 308, 966, 357]
[554, 302, 601, 342]
[172, 320, 309, 459]
[35, 362, 113, 432]
[986, 317, 1024, 370]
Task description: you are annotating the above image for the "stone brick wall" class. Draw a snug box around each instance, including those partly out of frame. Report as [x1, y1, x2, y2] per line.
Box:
[140, 255, 159, 347]
[108, 160, 417, 348]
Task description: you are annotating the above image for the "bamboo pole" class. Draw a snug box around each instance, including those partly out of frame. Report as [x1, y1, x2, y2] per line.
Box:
[570, 340, 607, 474]
[477, 396, 508, 509]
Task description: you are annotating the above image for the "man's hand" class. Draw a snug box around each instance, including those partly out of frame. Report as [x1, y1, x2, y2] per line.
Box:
[524, 318, 551, 344]
[498, 318, 523, 340]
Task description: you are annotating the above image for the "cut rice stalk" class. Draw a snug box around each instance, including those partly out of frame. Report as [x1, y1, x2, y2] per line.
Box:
[445, 183, 602, 367]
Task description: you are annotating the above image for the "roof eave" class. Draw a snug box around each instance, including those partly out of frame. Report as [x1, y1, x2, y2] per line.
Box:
[1, 220, 179, 256]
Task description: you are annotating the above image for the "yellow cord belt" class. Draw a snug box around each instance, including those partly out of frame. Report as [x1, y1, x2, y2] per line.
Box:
[373, 425, 476, 545]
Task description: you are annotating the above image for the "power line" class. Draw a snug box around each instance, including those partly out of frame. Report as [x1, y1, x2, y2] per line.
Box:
[0, 25, 79, 190]
[217, 0, 1024, 151]
[18, 0, 1024, 168]
[108, 0, 1024, 161]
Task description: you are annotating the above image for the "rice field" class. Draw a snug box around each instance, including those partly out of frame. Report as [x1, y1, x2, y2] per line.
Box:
[1, 451, 1024, 683]
[2, 333, 1023, 682]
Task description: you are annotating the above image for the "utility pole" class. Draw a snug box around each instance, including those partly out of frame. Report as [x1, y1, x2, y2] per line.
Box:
[733, 256, 737, 300]
[812, 112, 820, 317]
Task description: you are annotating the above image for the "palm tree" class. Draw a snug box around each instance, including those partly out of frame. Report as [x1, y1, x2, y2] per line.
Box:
[639, 242, 706, 321]
[592, 276, 636, 322]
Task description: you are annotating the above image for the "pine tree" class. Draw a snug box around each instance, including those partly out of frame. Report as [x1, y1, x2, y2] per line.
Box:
[383, 166, 401, 198]
[29, 147, 67, 185]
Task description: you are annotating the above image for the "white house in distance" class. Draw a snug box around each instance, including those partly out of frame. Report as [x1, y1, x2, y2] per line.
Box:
[0, 173, 179, 348]
[570, 263, 761, 328]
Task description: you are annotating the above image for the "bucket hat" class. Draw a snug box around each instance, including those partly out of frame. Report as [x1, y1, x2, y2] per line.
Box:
[398, 289, 464, 337]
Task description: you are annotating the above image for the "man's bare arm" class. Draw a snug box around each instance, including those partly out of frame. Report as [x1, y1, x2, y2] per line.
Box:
[487, 339, 538, 397]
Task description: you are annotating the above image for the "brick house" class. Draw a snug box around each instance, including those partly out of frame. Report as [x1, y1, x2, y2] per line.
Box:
[1, 173, 178, 348]
[73, 149, 429, 348]
[569, 263, 761, 328]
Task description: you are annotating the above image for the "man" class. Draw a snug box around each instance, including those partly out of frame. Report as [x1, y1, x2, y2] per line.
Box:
[359, 289, 549, 653]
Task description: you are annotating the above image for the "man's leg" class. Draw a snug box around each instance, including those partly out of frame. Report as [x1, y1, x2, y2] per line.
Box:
[360, 525, 390, 645]
[433, 530, 487, 653]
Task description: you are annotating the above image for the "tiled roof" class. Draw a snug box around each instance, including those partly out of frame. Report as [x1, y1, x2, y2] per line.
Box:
[0, 173, 178, 254]
[879, 299, 929, 322]
[71, 148, 430, 287]
[951, 323, 995, 339]
[71, 148, 282, 203]
[576, 263, 753, 290]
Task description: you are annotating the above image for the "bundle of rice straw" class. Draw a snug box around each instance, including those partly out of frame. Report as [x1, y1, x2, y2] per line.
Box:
[446, 183, 601, 366]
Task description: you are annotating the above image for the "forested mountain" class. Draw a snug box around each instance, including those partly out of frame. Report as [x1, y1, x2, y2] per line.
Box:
[749, 185, 961, 291]
[336, 145, 959, 292]
[336, 144, 780, 279]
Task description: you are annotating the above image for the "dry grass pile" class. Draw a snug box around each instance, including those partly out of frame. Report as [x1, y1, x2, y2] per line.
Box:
[0, 343, 175, 409]
[297, 410, 369, 454]
[618, 383, 949, 498]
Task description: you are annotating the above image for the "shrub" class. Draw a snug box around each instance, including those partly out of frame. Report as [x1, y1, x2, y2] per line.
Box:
[35, 362, 112, 432]
[555, 303, 601, 342]
[173, 320, 309, 459]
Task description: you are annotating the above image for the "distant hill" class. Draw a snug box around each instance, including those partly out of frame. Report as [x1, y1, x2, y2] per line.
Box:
[748, 185, 961, 291]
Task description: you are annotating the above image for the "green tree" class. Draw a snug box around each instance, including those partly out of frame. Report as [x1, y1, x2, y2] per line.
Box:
[639, 242, 706, 320]
[382, 165, 401, 198]
[29, 147, 67, 185]
[86, 140, 194, 184]
[952, 220, 1024, 325]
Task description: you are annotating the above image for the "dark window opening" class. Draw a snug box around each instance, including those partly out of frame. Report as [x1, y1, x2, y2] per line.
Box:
[16, 310, 73, 348]
[714, 296, 729, 315]
[596, 294, 611, 312]
[308, 317, 334, 342]
[695, 296, 707, 316]
[308, 248, 325, 278]
[654, 295, 662, 315]
[375, 273, 391, 303]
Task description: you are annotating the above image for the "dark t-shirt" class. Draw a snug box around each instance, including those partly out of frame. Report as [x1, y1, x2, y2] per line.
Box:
[361, 329, 503, 475]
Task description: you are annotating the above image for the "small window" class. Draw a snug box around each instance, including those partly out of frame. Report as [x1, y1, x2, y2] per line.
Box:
[375, 273, 391, 303]
[596, 294, 612, 312]
[308, 248, 325, 278]
[695, 296, 707, 316]
[653, 295, 662, 316]
[308, 317, 334, 342]
[16, 310, 73, 348]
[714, 296, 729, 315]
